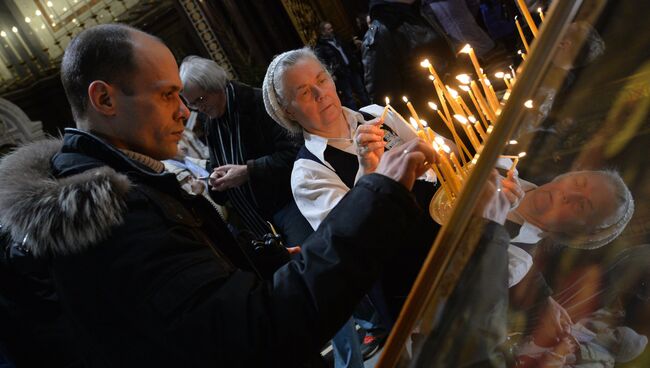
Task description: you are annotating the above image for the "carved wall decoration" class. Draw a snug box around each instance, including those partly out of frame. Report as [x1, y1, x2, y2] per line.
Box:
[0, 97, 45, 147]
[177, 0, 237, 80]
[279, 0, 323, 46]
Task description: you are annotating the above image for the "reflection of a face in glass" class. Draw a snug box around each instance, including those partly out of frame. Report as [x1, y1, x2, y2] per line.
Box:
[517, 171, 632, 247]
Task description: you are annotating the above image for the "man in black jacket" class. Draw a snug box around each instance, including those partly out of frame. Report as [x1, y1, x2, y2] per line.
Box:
[179, 56, 303, 243]
[314, 21, 369, 110]
[0, 24, 443, 367]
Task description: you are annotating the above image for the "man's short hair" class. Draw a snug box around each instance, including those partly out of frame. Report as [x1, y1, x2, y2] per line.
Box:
[60, 24, 141, 121]
[179, 56, 229, 93]
[318, 21, 331, 34]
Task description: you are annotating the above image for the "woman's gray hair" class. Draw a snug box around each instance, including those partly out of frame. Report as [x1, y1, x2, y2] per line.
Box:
[179, 55, 228, 92]
[262, 47, 325, 133]
[551, 169, 634, 249]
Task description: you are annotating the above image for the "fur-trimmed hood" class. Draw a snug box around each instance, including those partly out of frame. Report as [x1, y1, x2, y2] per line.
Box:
[0, 138, 131, 257]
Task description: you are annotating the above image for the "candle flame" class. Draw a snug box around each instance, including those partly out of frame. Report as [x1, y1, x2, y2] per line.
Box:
[433, 141, 440, 151]
[486, 126, 494, 134]
[428, 101, 438, 110]
[503, 91, 511, 100]
[434, 136, 445, 146]
[453, 114, 468, 124]
[537, 7, 542, 12]
[25, 17, 31, 23]
[514, 15, 518, 20]
[505, 73, 512, 79]
[518, 152, 527, 158]
[428, 75, 435, 81]
[420, 59, 431, 68]
[35, 10, 42, 16]
[409, 117, 419, 130]
[0, 31, 5, 38]
[460, 44, 472, 54]
[455, 74, 471, 84]
[385, 96, 390, 105]
[468, 115, 477, 123]
[524, 99, 534, 108]
[494, 72, 505, 79]
[442, 145, 451, 154]
[458, 85, 470, 92]
[517, 50, 523, 55]
[446, 86, 459, 98]
[11, 26, 18, 33]
[484, 78, 492, 86]
[421, 119, 428, 127]
[402, 96, 409, 103]
[509, 140, 518, 145]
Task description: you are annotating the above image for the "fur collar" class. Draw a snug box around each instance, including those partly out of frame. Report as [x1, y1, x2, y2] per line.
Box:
[0, 139, 131, 257]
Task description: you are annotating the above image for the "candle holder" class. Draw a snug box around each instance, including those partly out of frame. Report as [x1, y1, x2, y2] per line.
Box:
[429, 185, 456, 225]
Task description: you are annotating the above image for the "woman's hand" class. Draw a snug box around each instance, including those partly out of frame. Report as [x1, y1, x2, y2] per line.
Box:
[209, 164, 249, 191]
[355, 117, 386, 174]
[501, 170, 525, 210]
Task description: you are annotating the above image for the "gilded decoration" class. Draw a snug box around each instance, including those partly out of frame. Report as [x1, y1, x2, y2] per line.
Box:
[280, 0, 322, 46]
[177, 0, 236, 79]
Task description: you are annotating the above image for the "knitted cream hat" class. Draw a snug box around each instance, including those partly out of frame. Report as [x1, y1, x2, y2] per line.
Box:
[262, 50, 303, 134]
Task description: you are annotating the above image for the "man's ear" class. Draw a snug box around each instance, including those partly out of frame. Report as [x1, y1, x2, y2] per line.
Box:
[88, 81, 117, 116]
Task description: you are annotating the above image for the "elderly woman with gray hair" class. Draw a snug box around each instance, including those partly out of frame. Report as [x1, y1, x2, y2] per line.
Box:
[261, 46, 524, 367]
[262, 47, 443, 367]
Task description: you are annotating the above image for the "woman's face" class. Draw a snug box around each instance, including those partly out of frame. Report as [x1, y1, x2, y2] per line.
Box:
[282, 57, 343, 136]
[519, 171, 619, 235]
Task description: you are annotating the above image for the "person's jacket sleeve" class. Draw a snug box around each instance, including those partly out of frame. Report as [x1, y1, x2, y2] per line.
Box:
[64, 173, 422, 367]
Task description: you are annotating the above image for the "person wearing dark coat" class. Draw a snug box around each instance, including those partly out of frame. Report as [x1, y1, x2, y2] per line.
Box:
[362, 0, 455, 111]
[314, 21, 369, 110]
[179, 56, 303, 243]
[0, 24, 439, 367]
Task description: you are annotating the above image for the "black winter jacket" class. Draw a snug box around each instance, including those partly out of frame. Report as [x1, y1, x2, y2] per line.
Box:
[205, 81, 300, 219]
[0, 129, 424, 367]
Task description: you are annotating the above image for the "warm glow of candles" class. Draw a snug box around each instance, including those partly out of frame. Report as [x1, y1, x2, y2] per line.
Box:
[515, 0, 539, 37]
[538, 7, 545, 21]
[524, 99, 534, 108]
[470, 80, 496, 122]
[450, 152, 466, 179]
[469, 115, 487, 140]
[515, 16, 530, 53]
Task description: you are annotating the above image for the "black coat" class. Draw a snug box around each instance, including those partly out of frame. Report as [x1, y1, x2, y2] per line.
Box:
[314, 37, 363, 79]
[205, 81, 301, 220]
[0, 129, 425, 367]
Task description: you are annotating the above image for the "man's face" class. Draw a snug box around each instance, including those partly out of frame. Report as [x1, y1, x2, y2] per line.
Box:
[520, 171, 619, 235]
[181, 83, 227, 119]
[282, 57, 343, 136]
[321, 23, 334, 39]
[110, 33, 190, 160]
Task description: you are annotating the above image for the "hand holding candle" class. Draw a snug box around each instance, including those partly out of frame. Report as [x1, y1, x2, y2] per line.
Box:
[355, 117, 386, 174]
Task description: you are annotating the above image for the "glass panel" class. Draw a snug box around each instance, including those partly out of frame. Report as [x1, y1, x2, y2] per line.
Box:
[379, 0, 650, 367]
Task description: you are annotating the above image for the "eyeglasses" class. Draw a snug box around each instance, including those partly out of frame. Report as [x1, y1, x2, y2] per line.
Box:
[186, 95, 206, 110]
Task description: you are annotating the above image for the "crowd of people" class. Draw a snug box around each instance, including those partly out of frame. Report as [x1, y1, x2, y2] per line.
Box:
[0, 1, 646, 367]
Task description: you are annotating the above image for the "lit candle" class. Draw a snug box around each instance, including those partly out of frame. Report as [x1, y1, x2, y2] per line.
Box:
[434, 142, 461, 196]
[440, 144, 463, 195]
[459, 85, 489, 131]
[538, 7, 545, 22]
[449, 152, 466, 180]
[430, 159, 450, 197]
[428, 101, 471, 163]
[507, 152, 527, 174]
[515, 16, 530, 53]
[484, 78, 501, 113]
[431, 77, 453, 123]
[445, 86, 467, 117]
[381, 96, 391, 121]
[515, 0, 539, 37]
[468, 115, 486, 141]
[403, 96, 423, 130]
[518, 49, 527, 61]
[454, 114, 481, 151]
[470, 80, 496, 122]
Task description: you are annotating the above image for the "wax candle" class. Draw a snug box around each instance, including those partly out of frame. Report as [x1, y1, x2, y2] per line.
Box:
[516, 0, 539, 37]
[515, 16, 530, 53]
